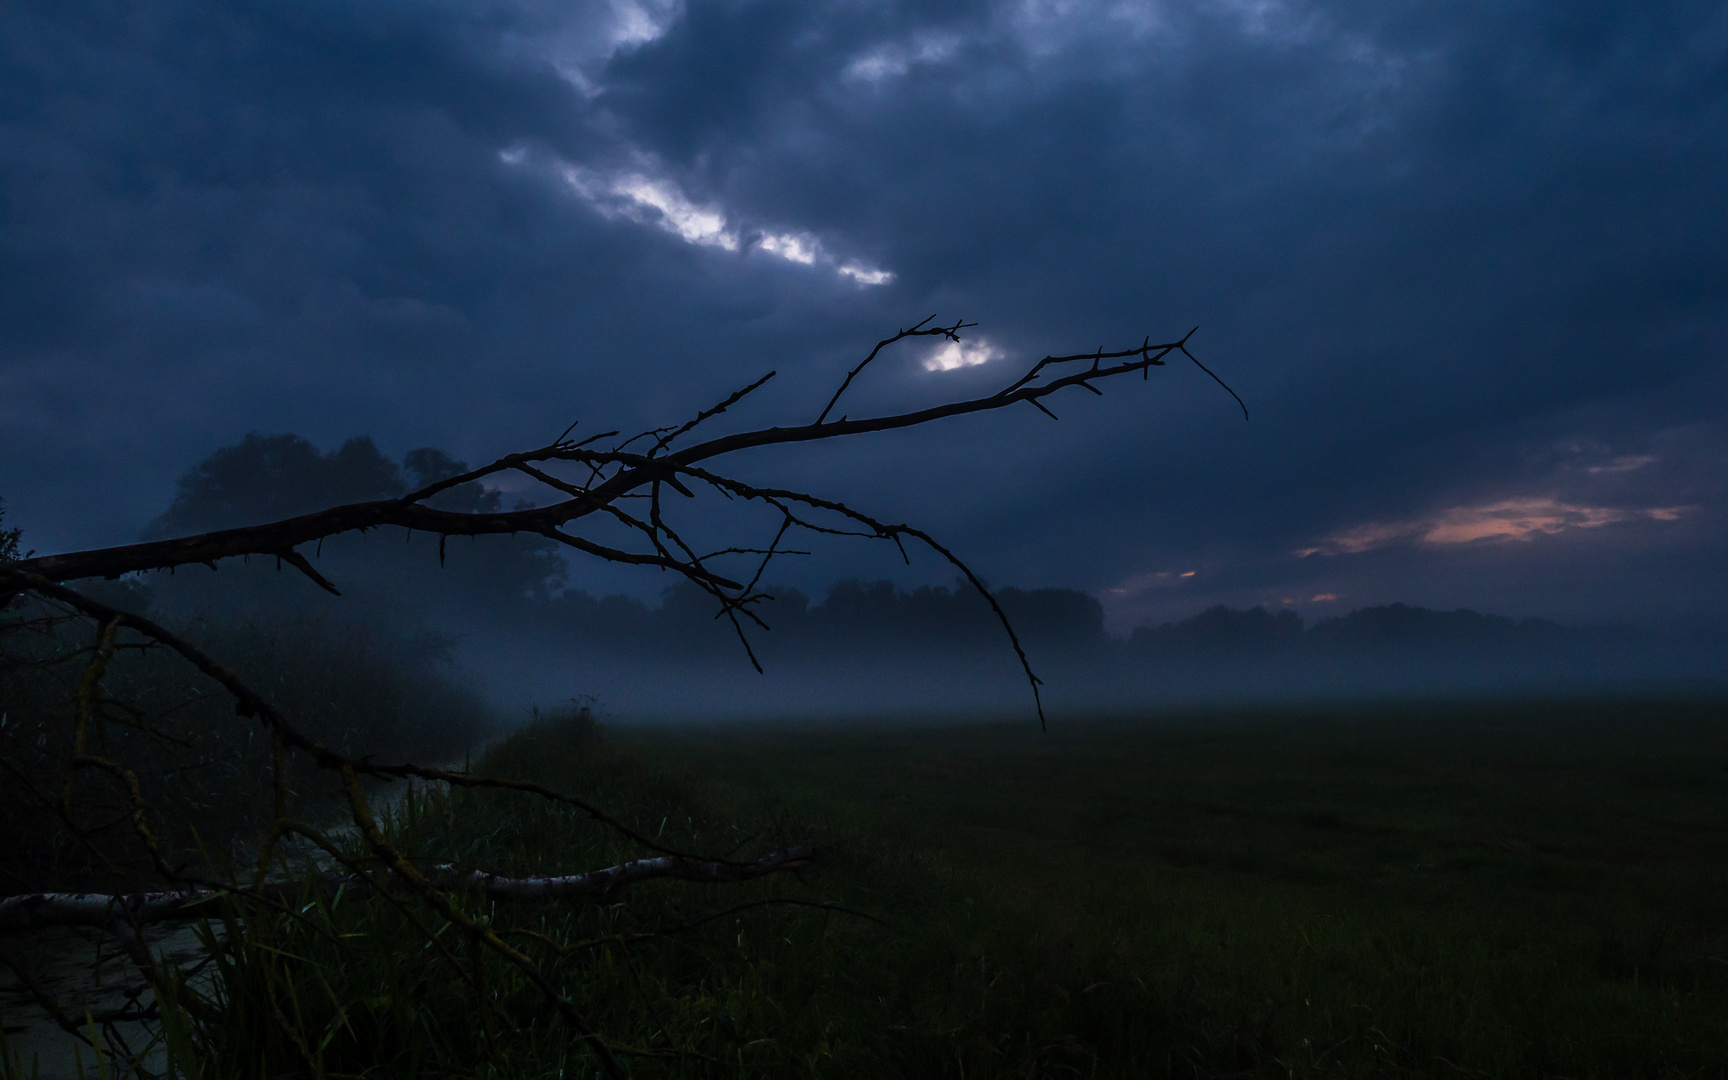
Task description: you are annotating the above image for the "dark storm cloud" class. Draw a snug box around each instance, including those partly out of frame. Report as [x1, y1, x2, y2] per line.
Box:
[2, 0, 1724, 631]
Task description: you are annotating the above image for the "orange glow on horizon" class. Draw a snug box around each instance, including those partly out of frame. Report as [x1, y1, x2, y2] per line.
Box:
[1297, 498, 1697, 558]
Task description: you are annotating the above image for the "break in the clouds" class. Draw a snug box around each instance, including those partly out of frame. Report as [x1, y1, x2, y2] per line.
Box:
[1297, 433, 1713, 556]
[924, 338, 999, 371]
[1299, 499, 1697, 557]
[563, 163, 742, 251]
[522, 147, 895, 282]
[843, 30, 963, 84]
[1, 0, 1725, 637]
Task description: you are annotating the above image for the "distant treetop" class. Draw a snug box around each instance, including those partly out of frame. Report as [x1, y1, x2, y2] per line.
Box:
[147, 433, 406, 538]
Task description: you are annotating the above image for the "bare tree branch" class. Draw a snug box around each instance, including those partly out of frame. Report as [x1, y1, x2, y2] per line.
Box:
[651, 368, 778, 455]
[0, 319, 1238, 1072]
[1, 322, 1241, 727]
[815, 315, 972, 425]
[5, 324, 1231, 595]
[0, 847, 823, 933]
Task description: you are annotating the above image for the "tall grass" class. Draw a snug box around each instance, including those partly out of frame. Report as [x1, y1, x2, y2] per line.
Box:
[0, 596, 493, 893]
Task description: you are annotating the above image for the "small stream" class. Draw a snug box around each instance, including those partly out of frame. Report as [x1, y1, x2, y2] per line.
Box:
[2, 781, 446, 1079]
[1, 921, 212, 1079]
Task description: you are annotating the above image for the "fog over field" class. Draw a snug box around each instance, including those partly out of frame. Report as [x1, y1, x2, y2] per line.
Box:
[464, 603, 1728, 722]
[21, 427, 1705, 726]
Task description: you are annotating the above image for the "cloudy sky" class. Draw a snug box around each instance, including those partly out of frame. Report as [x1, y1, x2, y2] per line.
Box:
[2, 0, 1724, 634]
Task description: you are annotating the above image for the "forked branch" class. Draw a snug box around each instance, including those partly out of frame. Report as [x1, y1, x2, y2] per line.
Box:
[2, 320, 1240, 725]
[0, 318, 1239, 1075]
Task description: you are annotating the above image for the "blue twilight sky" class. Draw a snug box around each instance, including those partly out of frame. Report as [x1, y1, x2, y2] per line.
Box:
[1, 0, 1724, 635]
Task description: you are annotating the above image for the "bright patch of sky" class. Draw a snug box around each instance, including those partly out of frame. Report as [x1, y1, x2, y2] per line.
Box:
[1587, 454, 1659, 475]
[758, 232, 819, 265]
[844, 32, 962, 83]
[519, 152, 893, 283]
[608, 0, 678, 48]
[1100, 568, 1201, 600]
[750, 233, 894, 283]
[837, 264, 894, 285]
[610, 174, 739, 249]
[924, 338, 999, 371]
[1296, 497, 1698, 557]
[549, 158, 737, 247]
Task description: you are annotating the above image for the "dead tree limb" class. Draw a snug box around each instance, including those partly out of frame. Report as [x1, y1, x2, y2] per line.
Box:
[2, 322, 1239, 726]
[0, 319, 1240, 1074]
[0, 847, 824, 933]
[8, 329, 1217, 587]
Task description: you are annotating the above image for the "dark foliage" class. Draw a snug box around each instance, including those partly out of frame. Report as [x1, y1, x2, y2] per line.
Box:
[543, 578, 1106, 661]
[1130, 604, 1305, 652]
[146, 433, 408, 537]
[1130, 601, 1629, 656]
[0, 590, 492, 895]
[0, 499, 24, 562]
[142, 433, 568, 621]
[1308, 602, 1602, 647]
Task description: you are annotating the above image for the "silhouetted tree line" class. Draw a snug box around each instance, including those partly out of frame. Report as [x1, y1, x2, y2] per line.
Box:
[111, 432, 1639, 673]
[1129, 602, 1629, 655]
[549, 587, 1632, 664]
[545, 577, 1106, 660]
[116, 433, 1110, 659]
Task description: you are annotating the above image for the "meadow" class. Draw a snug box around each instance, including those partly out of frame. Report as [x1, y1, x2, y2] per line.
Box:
[600, 699, 1728, 1077]
[8, 696, 1728, 1078]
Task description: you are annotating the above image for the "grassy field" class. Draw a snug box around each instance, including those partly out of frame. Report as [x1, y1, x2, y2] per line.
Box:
[13, 697, 1728, 1078]
[596, 699, 1728, 1077]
